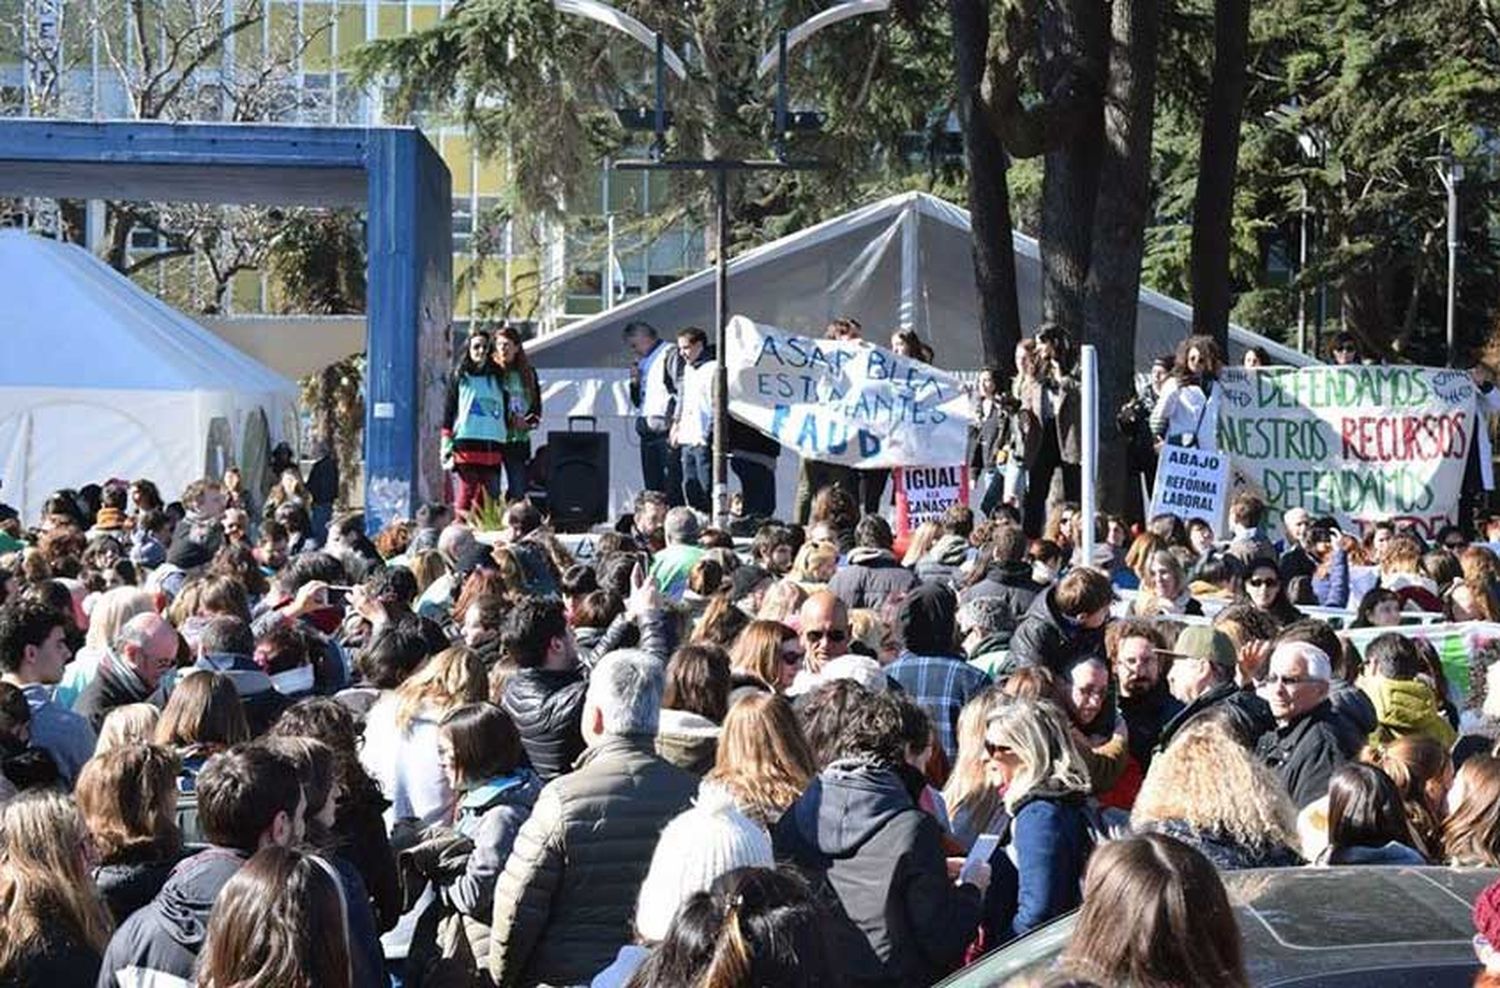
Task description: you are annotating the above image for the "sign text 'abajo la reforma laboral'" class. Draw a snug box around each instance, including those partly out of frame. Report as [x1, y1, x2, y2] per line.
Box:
[1215, 365, 1478, 538]
[725, 316, 973, 469]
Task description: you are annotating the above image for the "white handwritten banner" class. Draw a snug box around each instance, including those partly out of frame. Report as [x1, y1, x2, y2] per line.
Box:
[1216, 366, 1477, 538]
[726, 316, 973, 468]
[1150, 446, 1229, 530]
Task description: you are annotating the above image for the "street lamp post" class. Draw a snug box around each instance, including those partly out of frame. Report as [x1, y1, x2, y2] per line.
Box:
[560, 0, 886, 526]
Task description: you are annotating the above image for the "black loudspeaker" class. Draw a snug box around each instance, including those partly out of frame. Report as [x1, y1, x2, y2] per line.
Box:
[548, 417, 610, 531]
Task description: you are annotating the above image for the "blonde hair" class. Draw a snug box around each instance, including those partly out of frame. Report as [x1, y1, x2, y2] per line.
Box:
[790, 542, 838, 585]
[1123, 533, 1166, 584]
[1132, 721, 1298, 851]
[0, 791, 114, 972]
[85, 586, 156, 652]
[756, 579, 808, 625]
[1380, 535, 1424, 576]
[986, 698, 1092, 812]
[942, 687, 1010, 829]
[901, 521, 942, 567]
[409, 550, 447, 596]
[728, 620, 795, 691]
[96, 703, 162, 754]
[394, 646, 487, 731]
[705, 693, 815, 828]
[848, 609, 894, 660]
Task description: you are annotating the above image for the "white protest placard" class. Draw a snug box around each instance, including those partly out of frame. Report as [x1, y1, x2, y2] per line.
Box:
[1149, 446, 1229, 529]
[725, 316, 973, 468]
[1216, 366, 1477, 539]
[893, 466, 970, 539]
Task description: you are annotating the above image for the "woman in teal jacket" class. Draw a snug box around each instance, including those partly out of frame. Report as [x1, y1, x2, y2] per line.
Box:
[443, 329, 508, 514]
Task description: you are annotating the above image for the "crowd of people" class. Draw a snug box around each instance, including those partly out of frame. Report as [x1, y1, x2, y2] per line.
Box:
[5, 318, 1500, 988]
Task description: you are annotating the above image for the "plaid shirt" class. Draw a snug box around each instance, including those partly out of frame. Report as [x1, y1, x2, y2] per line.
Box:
[887, 652, 992, 765]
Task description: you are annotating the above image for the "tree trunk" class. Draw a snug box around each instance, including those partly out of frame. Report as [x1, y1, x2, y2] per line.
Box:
[1082, 0, 1164, 515]
[1188, 0, 1251, 349]
[1038, 0, 1107, 334]
[949, 0, 1024, 373]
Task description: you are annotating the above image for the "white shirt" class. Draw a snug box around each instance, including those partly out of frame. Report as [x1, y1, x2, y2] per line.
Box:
[1151, 378, 1220, 450]
[676, 358, 717, 447]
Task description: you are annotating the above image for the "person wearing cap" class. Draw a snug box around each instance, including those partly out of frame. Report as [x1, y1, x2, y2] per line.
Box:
[1254, 641, 1349, 808]
[1156, 626, 1273, 754]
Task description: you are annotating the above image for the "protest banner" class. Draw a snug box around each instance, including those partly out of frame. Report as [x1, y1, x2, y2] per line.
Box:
[725, 316, 973, 468]
[1149, 446, 1229, 529]
[893, 465, 969, 540]
[1215, 365, 1478, 538]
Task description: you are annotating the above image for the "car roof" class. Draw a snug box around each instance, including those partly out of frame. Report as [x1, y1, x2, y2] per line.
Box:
[937, 865, 1498, 988]
[1232, 866, 1495, 986]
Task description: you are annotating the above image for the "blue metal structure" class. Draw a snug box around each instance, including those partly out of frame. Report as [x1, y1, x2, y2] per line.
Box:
[0, 119, 452, 533]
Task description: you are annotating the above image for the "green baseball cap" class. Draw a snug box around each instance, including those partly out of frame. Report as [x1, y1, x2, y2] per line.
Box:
[1160, 625, 1238, 671]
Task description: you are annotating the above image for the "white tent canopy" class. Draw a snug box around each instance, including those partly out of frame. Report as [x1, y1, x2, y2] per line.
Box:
[0, 232, 299, 523]
[529, 191, 1308, 370]
[525, 191, 1308, 520]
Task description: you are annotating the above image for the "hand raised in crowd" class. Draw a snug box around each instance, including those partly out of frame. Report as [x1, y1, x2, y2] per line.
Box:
[625, 562, 664, 618]
[286, 579, 329, 617]
[1237, 638, 1273, 688]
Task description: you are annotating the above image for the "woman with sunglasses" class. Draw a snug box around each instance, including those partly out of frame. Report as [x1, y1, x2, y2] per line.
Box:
[441, 328, 507, 516]
[982, 697, 1095, 944]
[1242, 557, 1303, 628]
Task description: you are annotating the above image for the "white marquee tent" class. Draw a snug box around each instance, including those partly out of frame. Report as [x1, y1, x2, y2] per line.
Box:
[0, 231, 299, 523]
[526, 191, 1309, 518]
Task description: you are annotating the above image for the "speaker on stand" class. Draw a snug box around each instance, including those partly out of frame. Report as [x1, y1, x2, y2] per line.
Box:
[547, 415, 610, 531]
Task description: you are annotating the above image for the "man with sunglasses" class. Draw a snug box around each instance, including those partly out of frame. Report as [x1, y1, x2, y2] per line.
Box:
[1253, 641, 1348, 808]
[798, 592, 851, 673]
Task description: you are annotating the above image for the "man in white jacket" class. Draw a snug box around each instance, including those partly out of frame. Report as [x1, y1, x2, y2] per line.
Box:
[672, 327, 717, 514]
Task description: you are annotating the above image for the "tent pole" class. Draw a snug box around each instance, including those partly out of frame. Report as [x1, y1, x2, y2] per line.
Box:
[713, 166, 730, 528]
[899, 203, 917, 332]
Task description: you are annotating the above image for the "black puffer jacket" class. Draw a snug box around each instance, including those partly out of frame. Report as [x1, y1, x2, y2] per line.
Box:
[958, 561, 1044, 620]
[502, 667, 588, 783]
[1256, 700, 1349, 808]
[1008, 586, 1107, 677]
[1156, 680, 1274, 754]
[489, 735, 697, 987]
[773, 760, 982, 987]
[826, 549, 920, 610]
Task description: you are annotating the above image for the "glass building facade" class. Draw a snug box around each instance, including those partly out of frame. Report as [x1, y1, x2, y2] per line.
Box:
[0, 0, 703, 331]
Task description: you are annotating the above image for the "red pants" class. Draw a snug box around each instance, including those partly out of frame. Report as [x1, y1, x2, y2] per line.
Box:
[453, 463, 500, 513]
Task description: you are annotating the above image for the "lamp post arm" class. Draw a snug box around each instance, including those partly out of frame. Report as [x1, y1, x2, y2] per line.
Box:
[552, 0, 688, 80]
[755, 0, 892, 79]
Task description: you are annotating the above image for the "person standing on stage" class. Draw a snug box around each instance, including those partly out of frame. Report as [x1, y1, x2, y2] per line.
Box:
[443, 328, 507, 515]
[494, 324, 542, 504]
[625, 321, 684, 504]
[1019, 324, 1082, 537]
[672, 327, 716, 514]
